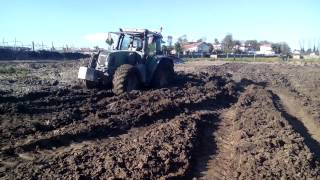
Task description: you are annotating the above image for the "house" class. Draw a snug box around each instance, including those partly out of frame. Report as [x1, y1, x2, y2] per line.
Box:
[212, 43, 222, 51]
[182, 42, 210, 55]
[239, 42, 249, 52]
[305, 52, 320, 59]
[233, 42, 248, 52]
[256, 44, 275, 56]
[292, 49, 302, 59]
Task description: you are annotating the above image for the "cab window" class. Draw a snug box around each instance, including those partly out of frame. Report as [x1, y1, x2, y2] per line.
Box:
[120, 35, 130, 50]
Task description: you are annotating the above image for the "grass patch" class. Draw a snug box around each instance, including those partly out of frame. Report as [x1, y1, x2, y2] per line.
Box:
[184, 57, 281, 63]
[0, 65, 30, 75]
[184, 58, 213, 62]
[221, 57, 280, 62]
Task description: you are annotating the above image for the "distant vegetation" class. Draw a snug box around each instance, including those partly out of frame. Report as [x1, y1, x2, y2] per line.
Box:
[0, 48, 90, 61]
[185, 57, 282, 63]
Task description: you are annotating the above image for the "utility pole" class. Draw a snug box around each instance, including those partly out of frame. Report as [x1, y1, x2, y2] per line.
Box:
[51, 42, 55, 51]
[14, 38, 17, 50]
[32, 41, 35, 51]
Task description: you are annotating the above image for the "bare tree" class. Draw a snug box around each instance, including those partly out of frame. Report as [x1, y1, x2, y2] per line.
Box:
[174, 42, 182, 58]
[222, 34, 234, 57]
[177, 35, 188, 44]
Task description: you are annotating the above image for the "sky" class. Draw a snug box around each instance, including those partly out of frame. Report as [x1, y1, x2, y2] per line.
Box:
[1, 0, 320, 50]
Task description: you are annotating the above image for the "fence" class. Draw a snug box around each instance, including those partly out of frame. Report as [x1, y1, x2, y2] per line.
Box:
[0, 40, 90, 60]
[0, 38, 83, 52]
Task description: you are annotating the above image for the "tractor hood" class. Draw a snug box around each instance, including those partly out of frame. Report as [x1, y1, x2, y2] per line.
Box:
[96, 50, 143, 76]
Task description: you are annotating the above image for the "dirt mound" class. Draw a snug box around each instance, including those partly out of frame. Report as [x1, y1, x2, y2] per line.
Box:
[231, 85, 319, 179]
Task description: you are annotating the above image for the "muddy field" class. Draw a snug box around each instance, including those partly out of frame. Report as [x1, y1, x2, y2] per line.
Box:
[0, 60, 320, 179]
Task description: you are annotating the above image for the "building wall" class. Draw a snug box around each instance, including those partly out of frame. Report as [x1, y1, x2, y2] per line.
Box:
[198, 44, 210, 53]
[258, 45, 275, 55]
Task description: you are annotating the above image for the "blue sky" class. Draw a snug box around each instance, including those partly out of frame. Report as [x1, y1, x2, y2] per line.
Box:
[1, 0, 319, 49]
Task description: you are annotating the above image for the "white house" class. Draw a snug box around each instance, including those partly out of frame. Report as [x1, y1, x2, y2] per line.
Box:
[182, 42, 210, 54]
[257, 44, 275, 55]
[292, 49, 302, 59]
[233, 43, 248, 52]
[212, 43, 222, 50]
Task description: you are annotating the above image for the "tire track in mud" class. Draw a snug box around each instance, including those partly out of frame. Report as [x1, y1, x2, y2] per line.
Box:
[2, 75, 237, 156]
[188, 105, 237, 179]
[271, 90, 320, 160]
[230, 85, 319, 179]
[204, 108, 237, 179]
[1, 96, 237, 179]
[188, 85, 320, 179]
[1, 93, 227, 154]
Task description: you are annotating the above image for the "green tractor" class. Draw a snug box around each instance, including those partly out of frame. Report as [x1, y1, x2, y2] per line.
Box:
[78, 28, 175, 95]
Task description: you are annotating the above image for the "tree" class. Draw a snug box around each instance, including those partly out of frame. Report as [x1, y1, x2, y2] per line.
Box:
[280, 42, 290, 55]
[167, 36, 173, 47]
[271, 43, 281, 54]
[162, 45, 168, 55]
[245, 40, 259, 51]
[260, 40, 271, 45]
[272, 42, 290, 55]
[207, 43, 213, 54]
[306, 48, 312, 54]
[214, 38, 219, 45]
[174, 42, 182, 57]
[177, 35, 188, 44]
[221, 34, 234, 55]
[197, 37, 207, 42]
[94, 46, 100, 51]
[234, 40, 241, 46]
[162, 45, 173, 55]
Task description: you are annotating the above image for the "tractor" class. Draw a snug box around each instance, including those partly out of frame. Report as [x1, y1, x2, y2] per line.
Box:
[78, 28, 175, 95]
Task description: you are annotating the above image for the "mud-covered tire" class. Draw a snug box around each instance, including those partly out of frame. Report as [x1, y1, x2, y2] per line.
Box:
[112, 64, 141, 95]
[85, 80, 96, 89]
[151, 60, 174, 88]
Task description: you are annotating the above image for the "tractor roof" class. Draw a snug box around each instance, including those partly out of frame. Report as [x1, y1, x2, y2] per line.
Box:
[110, 28, 162, 38]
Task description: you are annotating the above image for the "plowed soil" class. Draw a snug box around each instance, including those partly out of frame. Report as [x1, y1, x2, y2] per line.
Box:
[1, 60, 320, 179]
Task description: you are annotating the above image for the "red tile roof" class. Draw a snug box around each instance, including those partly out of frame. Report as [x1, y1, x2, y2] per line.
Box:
[182, 42, 205, 49]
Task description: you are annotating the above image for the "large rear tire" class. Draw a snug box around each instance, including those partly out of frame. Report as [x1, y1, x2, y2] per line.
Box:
[151, 60, 174, 88]
[85, 80, 96, 89]
[112, 64, 141, 95]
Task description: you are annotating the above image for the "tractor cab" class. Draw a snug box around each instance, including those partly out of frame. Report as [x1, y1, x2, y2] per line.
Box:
[111, 29, 163, 57]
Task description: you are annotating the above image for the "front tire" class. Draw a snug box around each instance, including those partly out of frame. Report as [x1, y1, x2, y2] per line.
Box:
[85, 80, 96, 89]
[112, 64, 141, 95]
[151, 60, 174, 88]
